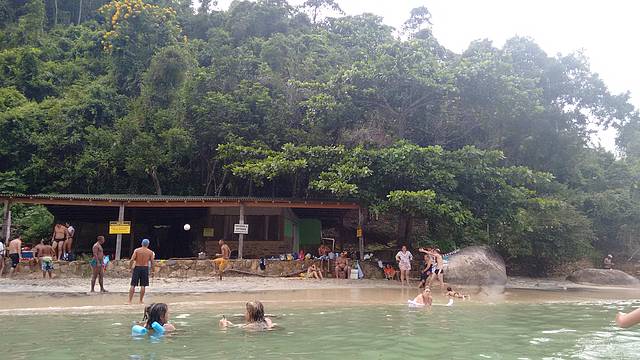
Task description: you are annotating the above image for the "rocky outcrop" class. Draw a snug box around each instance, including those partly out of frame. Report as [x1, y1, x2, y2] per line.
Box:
[567, 268, 640, 286]
[445, 246, 507, 288]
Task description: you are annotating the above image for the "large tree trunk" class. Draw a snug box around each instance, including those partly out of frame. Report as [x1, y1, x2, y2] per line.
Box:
[396, 214, 414, 248]
[150, 166, 162, 195]
[78, 0, 83, 25]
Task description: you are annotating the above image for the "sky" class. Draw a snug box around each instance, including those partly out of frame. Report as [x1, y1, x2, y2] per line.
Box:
[210, 0, 640, 152]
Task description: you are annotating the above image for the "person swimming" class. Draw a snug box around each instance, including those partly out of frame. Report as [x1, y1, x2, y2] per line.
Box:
[446, 286, 470, 300]
[219, 301, 275, 330]
[409, 288, 433, 308]
[141, 303, 176, 334]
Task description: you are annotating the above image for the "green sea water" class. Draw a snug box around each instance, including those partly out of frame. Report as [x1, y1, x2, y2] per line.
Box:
[1, 298, 638, 359]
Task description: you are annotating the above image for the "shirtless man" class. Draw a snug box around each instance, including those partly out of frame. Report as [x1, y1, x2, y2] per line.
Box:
[334, 251, 350, 279]
[422, 248, 445, 290]
[90, 236, 107, 293]
[8, 236, 22, 277]
[213, 239, 231, 280]
[64, 222, 75, 260]
[128, 239, 154, 304]
[34, 240, 56, 278]
[51, 223, 67, 260]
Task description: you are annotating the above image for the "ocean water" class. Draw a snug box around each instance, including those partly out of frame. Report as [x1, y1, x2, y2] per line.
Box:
[1, 297, 638, 359]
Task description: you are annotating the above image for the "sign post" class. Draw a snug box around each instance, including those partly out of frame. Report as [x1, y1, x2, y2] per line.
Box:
[236, 204, 246, 259]
[115, 204, 125, 260]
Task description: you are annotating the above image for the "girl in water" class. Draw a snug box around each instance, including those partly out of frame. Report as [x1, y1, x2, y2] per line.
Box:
[410, 288, 432, 308]
[142, 303, 176, 333]
[219, 301, 275, 330]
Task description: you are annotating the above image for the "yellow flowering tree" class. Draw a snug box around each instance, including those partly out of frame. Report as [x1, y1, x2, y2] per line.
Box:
[99, 0, 182, 94]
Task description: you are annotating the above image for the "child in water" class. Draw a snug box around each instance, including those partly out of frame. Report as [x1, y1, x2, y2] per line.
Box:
[616, 308, 640, 328]
[219, 301, 275, 330]
[446, 286, 470, 300]
[142, 303, 176, 333]
[411, 288, 433, 308]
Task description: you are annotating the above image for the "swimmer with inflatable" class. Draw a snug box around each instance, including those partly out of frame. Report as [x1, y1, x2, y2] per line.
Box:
[408, 288, 433, 308]
[131, 303, 175, 336]
[219, 301, 275, 330]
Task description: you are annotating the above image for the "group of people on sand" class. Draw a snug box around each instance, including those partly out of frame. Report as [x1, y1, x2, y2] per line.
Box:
[391, 245, 445, 289]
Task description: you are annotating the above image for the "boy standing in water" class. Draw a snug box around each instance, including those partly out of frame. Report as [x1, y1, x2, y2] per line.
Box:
[129, 239, 154, 304]
[90, 236, 107, 292]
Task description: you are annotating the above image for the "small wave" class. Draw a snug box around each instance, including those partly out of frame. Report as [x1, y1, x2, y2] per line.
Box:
[542, 328, 576, 334]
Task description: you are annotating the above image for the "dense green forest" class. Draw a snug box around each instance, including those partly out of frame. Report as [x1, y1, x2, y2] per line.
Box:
[2, 0, 640, 273]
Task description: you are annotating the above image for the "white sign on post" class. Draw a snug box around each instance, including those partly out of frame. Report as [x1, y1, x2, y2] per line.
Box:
[234, 223, 249, 234]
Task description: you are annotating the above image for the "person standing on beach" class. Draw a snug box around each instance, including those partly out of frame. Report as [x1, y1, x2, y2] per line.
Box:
[34, 239, 56, 279]
[129, 239, 154, 304]
[90, 236, 107, 293]
[51, 223, 67, 260]
[395, 245, 413, 286]
[213, 239, 230, 280]
[0, 239, 5, 276]
[64, 222, 75, 260]
[426, 248, 445, 290]
[8, 236, 22, 277]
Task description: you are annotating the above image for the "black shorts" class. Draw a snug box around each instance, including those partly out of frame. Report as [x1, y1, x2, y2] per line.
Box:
[434, 269, 443, 275]
[9, 253, 19, 268]
[420, 266, 433, 280]
[131, 266, 149, 287]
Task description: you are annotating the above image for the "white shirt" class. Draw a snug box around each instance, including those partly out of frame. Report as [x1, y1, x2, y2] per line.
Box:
[396, 251, 413, 266]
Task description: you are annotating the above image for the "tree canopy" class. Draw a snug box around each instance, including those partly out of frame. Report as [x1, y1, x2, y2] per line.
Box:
[1, 0, 640, 273]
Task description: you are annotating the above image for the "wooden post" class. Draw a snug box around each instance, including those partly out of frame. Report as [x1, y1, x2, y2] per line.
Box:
[115, 203, 125, 260]
[2, 200, 10, 245]
[238, 203, 245, 259]
[358, 207, 364, 261]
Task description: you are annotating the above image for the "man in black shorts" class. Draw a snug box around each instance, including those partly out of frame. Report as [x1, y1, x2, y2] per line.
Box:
[8, 236, 22, 277]
[128, 239, 154, 304]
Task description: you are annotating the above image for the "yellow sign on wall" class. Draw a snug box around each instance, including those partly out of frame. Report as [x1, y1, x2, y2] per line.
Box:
[356, 227, 363, 238]
[203, 228, 214, 237]
[109, 221, 131, 234]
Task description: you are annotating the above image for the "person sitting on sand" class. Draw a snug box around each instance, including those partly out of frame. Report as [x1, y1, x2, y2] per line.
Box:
[307, 263, 323, 279]
[616, 308, 640, 328]
[383, 264, 398, 281]
[219, 301, 275, 330]
[446, 286, 470, 300]
[412, 288, 433, 308]
[141, 303, 176, 333]
[603, 254, 614, 269]
[334, 251, 350, 279]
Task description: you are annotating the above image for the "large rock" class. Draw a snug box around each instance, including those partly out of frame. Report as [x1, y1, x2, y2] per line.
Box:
[445, 246, 507, 288]
[567, 268, 640, 286]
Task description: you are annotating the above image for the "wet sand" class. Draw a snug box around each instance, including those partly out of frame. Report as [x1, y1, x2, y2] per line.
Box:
[0, 276, 637, 314]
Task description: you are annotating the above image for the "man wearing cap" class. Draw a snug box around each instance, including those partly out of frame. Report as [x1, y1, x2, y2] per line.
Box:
[128, 239, 155, 304]
[603, 254, 614, 269]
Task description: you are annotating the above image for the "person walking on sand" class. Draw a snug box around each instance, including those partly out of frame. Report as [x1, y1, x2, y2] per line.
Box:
[213, 239, 230, 280]
[8, 236, 22, 277]
[129, 239, 155, 304]
[395, 245, 413, 286]
[34, 239, 56, 279]
[90, 236, 107, 293]
[64, 222, 75, 261]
